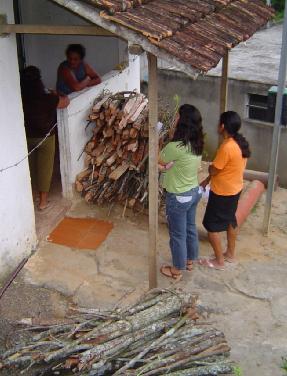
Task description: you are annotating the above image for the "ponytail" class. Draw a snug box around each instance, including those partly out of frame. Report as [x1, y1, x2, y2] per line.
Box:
[220, 111, 251, 159]
[233, 133, 251, 158]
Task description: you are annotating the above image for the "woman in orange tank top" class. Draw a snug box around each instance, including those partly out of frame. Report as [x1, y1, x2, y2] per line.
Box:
[200, 111, 251, 270]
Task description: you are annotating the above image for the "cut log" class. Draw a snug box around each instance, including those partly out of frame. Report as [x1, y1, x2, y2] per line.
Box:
[127, 140, 138, 152]
[109, 162, 129, 180]
[129, 99, 148, 123]
[106, 152, 118, 166]
[0, 290, 232, 374]
[76, 169, 91, 181]
[92, 94, 110, 112]
[129, 128, 139, 139]
[85, 141, 96, 154]
[75, 181, 84, 192]
[75, 92, 152, 208]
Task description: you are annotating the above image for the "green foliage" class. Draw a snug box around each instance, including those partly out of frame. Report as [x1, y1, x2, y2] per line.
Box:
[271, 0, 285, 20]
[233, 366, 243, 376]
[281, 358, 287, 373]
[159, 94, 181, 136]
[271, 0, 285, 12]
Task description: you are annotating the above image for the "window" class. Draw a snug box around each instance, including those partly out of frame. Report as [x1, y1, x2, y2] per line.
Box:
[247, 94, 270, 122]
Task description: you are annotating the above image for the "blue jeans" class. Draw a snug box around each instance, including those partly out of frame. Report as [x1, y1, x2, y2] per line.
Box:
[166, 187, 201, 270]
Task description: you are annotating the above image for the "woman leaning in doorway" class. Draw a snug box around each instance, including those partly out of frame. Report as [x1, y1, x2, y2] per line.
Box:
[57, 44, 101, 95]
[200, 111, 251, 270]
[21, 66, 70, 210]
[160, 104, 204, 282]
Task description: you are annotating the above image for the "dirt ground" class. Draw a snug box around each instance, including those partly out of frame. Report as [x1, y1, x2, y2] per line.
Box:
[0, 182, 287, 375]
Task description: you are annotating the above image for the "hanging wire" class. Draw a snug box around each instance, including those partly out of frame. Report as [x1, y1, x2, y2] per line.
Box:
[0, 122, 58, 173]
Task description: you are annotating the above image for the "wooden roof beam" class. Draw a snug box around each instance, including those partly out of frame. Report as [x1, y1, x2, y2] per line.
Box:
[0, 18, 114, 37]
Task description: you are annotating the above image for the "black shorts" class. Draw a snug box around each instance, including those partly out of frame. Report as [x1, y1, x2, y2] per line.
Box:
[203, 190, 241, 233]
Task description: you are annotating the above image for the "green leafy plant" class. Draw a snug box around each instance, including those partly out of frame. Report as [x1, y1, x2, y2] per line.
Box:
[271, 0, 285, 12]
[281, 357, 287, 373]
[158, 94, 181, 138]
[271, 0, 285, 21]
[233, 366, 243, 376]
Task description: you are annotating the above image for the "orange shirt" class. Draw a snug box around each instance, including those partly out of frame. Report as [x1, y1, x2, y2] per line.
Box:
[211, 138, 247, 196]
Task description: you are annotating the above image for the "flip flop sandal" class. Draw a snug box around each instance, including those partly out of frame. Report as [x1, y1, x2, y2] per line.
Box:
[160, 266, 183, 282]
[224, 256, 238, 264]
[204, 259, 225, 271]
[38, 203, 50, 211]
[197, 258, 209, 266]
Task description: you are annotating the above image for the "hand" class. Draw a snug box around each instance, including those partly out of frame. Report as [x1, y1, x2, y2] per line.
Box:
[200, 176, 210, 190]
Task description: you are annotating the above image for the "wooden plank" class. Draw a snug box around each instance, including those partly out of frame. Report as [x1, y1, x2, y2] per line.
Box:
[0, 24, 114, 36]
[147, 53, 158, 290]
[220, 51, 229, 115]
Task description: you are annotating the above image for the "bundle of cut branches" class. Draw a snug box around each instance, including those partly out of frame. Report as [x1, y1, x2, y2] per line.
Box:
[0, 290, 234, 375]
[76, 91, 153, 210]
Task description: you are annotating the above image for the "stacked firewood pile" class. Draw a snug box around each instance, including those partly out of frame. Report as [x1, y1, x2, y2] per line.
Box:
[0, 290, 234, 375]
[76, 91, 155, 210]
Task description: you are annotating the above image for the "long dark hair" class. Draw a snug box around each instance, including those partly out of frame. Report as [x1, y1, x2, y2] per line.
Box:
[172, 104, 204, 156]
[20, 66, 45, 99]
[220, 111, 251, 158]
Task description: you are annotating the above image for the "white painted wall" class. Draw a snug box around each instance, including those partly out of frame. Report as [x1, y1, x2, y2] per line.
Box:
[18, 0, 128, 88]
[0, 1, 37, 278]
[58, 55, 141, 198]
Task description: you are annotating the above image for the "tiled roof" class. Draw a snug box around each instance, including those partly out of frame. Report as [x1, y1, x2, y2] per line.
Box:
[55, 0, 274, 73]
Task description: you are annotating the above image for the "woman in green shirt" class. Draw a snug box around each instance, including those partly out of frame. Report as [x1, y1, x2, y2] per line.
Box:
[160, 104, 204, 281]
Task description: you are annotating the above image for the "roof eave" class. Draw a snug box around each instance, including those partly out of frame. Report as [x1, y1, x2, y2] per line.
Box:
[50, 0, 201, 79]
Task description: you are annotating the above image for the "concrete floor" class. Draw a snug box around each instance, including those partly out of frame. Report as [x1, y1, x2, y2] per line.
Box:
[1, 188, 287, 376]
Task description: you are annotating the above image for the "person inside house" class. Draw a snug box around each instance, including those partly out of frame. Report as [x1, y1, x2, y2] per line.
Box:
[159, 104, 204, 281]
[57, 44, 101, 95]
[200, 111, 251, 270]
[21, 66, 70, 210]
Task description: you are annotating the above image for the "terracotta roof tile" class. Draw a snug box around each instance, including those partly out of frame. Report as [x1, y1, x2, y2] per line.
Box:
[71, 0, 275, 72]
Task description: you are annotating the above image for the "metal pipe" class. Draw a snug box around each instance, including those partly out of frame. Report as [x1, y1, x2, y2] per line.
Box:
[263, 0, 287, 234]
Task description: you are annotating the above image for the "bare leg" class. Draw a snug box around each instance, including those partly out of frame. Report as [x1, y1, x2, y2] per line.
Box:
[208, 232, 225, 266]
[224, 225, 238, 261]
[32, 190, 39, 202]
[39, 192, 48, 210]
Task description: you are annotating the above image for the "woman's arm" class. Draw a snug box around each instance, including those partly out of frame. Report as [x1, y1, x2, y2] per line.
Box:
[85, 63, 101, 86]
[200, 164, 220, 189]
[60, 66, 91, 92]
[200, 144, 229, 188]
[209, 164, 220, 176]
[158, 157, 174, 171]
[159, 143, 175, 171]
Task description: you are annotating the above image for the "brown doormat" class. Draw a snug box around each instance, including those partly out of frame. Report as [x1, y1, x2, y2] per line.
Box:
[47, 217, 113, 250]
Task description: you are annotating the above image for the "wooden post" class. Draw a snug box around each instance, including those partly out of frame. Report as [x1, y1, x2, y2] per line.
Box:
[220, 51, 229, 114]
[147, 53, 158, 289]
